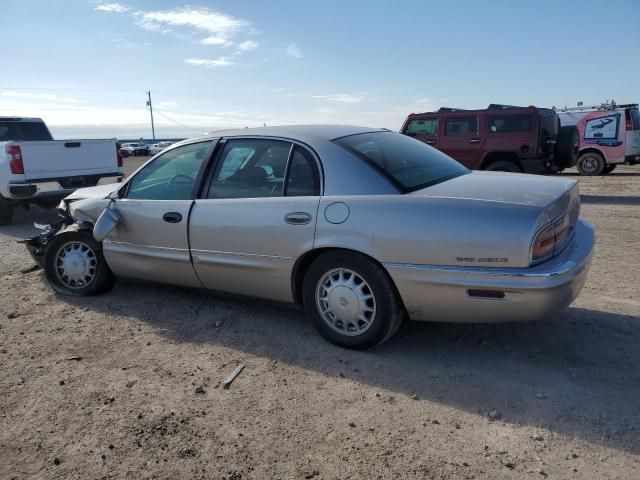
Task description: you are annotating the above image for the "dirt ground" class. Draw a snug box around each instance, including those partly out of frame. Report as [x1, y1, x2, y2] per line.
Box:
[1, 160, 639, 480]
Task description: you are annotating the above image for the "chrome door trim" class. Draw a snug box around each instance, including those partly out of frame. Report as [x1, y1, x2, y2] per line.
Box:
[190, 248, 294, 261]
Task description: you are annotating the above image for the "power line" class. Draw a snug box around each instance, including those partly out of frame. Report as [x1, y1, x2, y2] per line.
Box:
[153, 110, 204, 132]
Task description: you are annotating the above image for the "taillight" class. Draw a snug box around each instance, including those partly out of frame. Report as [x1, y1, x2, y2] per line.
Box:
[625, 111, 633, 131]
[5, 145, 24, 174]
[531, 224, 555, 262]
[116, 142, 123, 168]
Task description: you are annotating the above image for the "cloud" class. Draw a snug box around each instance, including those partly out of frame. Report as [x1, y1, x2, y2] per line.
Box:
[93, 2, 129, 13]
[156, 101, 178, 110]
[311, 93, 366, 104]
[237, 40, 259, 52]
[285, 43, 302, 58]
[185, 57, 233, 68]
[134, 8, 251, 47]
[1, 90, 83, 104]
[112, 38, 151, 49]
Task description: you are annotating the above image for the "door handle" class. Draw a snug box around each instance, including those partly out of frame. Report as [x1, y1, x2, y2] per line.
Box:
[162, 212, 183, 223]
[284, 212, 312, 225]
[425, 140, 436, 145]
[469, 138, 481, 144]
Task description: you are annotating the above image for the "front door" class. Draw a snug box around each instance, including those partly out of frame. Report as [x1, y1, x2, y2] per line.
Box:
[437, 114, 484, 168]
[189, 138, 321, 302]
[103, 140, 214, 287]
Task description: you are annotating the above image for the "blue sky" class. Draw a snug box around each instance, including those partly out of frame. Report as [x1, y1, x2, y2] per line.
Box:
[1, 0, 638, 138]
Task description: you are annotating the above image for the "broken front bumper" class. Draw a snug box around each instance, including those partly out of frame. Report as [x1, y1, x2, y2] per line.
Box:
[20, 222, 65, 268]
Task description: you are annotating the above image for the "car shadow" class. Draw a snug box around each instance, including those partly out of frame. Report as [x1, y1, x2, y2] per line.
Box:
[0, 205, 58, 240]
[580, 195, 640, 205]
[57, 278, 640, 455]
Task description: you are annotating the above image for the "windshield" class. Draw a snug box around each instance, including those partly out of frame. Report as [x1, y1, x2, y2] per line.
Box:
[334, 131, 469, 192]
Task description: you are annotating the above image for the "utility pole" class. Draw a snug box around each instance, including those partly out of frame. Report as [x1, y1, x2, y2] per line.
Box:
[146, 90, 156, 140]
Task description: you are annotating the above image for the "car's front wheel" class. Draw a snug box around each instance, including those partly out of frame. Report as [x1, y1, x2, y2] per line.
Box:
[44, 230, 114, 296]
[302, 251, 404, 349]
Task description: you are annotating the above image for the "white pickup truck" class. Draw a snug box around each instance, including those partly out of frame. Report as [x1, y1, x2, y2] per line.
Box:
[0, 117, 123, 225]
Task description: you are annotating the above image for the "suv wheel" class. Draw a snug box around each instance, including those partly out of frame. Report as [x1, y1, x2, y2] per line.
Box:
[302, 251, 404, 350]
[577, 152, 605, 176]
[485, 160, 522, 173]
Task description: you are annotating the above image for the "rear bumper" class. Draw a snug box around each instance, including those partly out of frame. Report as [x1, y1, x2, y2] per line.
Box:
[385, 219, 595, 323]
[7, 173, 123, 200]
[625, 154, 640, 165]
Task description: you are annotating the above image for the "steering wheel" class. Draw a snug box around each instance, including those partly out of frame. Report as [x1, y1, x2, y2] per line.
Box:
[167, 174, 194, 188]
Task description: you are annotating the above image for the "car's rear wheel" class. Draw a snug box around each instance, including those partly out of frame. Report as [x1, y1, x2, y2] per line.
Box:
[603, 164, 617, 174]
[577, 152, 605, 176]
[485, 160, 523, 173]
[0, 196, 13, 226]
[302, 251, 404, 349]
[44, 230, 114, 296]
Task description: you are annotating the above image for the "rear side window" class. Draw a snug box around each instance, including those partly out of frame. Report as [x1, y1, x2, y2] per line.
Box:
[445, 116, 477, 135]
[585, 114, 619, 140]
[0, 121, 53, 141]
[405, 118, 438, 135]
[285, 146, 320, 196]
[488, 115, 532, 133]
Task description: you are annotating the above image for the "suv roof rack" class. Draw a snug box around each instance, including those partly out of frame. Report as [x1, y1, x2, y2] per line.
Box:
[437, 107, 467, 112]
[556, 100, 639, 113]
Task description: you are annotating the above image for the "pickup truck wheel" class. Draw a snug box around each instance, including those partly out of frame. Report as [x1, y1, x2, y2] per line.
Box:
[303, 251, 404, 350]
[603, 164, 617, 174]
[0, 196, 13, 226]
[577, 152, 605, 176]
[44, 230, 114, 296]
[485, 160, 522, 173]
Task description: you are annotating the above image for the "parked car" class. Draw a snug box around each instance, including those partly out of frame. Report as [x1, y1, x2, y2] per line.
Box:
[24, 126, 594, 349]
[120, 143, 149, 157]
[0, 116, 123, 225]
[557, 102, 640, 175]
[401, 104, 577, 174]
[148, 141, 174, 155]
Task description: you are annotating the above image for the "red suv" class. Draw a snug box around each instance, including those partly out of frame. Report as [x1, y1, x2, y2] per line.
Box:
[401, 104, 571, 173]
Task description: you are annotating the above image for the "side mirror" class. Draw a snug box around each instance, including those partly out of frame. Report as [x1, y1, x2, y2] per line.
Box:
[93, 201, 121, 241]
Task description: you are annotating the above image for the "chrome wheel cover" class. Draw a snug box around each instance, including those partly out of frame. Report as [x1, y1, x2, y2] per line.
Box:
[54, 241, 97, 289]
[316, 268, 376, 336]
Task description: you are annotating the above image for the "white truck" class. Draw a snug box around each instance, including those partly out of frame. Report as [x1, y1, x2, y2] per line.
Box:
[0, 117, 123, 225]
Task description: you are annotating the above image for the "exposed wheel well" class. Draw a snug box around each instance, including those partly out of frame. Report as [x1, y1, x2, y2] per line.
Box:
[480, 151, 521, 170]
[291, 247, 401, 307]
[578, 148, 605, 160]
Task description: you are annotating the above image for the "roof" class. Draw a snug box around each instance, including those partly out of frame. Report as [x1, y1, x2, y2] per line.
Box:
[202, 124, 386, 146]
[0, 117, 44, 122]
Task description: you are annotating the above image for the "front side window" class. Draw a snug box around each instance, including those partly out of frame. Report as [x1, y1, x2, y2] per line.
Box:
[125, 141, 212, 200]
[445, 116, 478, 135]
[488, 115, 532, 133]
[334, 131, 469, 192]
[405, 118, 438, 136]
[207, 139, 292, 199]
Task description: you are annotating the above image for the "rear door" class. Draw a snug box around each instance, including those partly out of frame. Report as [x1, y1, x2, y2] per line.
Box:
[625, 108, 640, 157]
[437, 114, 483, 168]
[189, 138, 321, 302]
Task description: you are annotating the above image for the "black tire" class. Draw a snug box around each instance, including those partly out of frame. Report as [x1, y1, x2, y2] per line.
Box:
[603, 164, 617, 174]
[0, 196, 13, 226]
[302, 251, 404, 349]
[576, 152, 605, 176]
[44, 230, 114, 296]
[555, 126, 579, 168]
[485, 160, 522, 172]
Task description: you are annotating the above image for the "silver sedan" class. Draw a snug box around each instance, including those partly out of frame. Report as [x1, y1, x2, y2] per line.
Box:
[25, 125, 594, 349]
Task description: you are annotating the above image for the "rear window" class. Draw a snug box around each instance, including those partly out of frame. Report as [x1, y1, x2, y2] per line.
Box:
[488, 114, 532, 133]
[629, 109, 640, 131]
[334, 131, 469, 192]
[0, 121, 53, 141]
